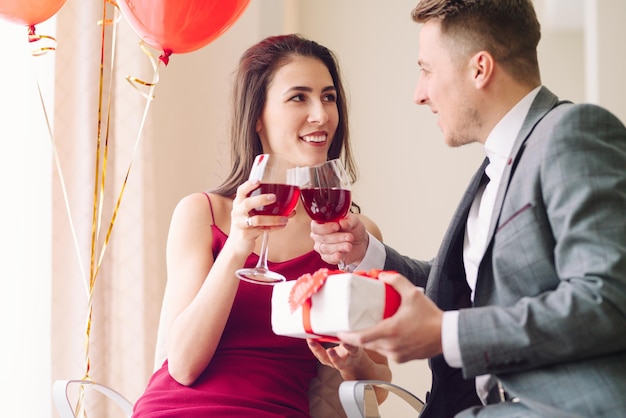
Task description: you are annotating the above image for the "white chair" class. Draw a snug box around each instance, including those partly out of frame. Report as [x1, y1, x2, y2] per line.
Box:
[338, 380, 425, 418]
[52, 379, 133, 418]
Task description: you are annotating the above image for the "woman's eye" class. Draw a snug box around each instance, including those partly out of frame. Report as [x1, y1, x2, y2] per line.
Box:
[324, 94, 337, 102]
[289, 94, 305, 102]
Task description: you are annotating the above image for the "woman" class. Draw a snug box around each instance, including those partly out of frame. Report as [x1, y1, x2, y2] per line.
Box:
[133, 34, 389, 417]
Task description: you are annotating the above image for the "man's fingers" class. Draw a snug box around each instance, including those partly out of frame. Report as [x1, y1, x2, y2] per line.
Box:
[310, 219, 341, 235]
[337, 321, 389, 349]
[378, 271, 420, 294]
[311, 229, 354, 264]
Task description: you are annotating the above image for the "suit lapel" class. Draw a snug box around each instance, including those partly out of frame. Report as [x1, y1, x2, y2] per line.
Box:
[484, 87, 560, 245]
[473, 88, 562, 303]
[427, 157, 490, 309]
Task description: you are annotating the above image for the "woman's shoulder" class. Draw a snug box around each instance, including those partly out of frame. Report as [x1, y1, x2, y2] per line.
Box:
[355, 213, 383, 242]
[172, 192, 229, 221]
[173, 192, 208, 212]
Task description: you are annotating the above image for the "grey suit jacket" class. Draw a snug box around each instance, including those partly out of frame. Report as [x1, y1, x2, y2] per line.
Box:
[384, 87, 626, 418]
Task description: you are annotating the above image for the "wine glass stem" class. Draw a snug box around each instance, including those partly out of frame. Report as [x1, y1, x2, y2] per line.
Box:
[255, 230, 271, 271]
[338, 259, 348, 271]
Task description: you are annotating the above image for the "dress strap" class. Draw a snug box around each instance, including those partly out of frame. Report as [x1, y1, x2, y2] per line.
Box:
[203, 192, 217, 226]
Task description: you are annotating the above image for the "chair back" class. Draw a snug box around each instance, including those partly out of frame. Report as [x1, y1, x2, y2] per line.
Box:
[52, 379, 133, 418]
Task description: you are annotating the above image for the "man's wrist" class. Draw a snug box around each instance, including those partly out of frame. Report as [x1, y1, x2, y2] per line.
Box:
[442, 310, 462, 368]
[352, 233, 385, 272]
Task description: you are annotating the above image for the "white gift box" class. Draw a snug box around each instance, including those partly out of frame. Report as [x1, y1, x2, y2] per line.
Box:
[271, 272, 398, 340]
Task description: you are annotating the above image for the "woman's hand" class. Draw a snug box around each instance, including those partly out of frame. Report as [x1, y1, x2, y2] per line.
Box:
[307, 340, 369, 379]
[227, 180, 289, 256]
[307, 339, 391, 403]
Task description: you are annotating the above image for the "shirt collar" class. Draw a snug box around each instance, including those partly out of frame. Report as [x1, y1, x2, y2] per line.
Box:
[484, 86, 541, 169]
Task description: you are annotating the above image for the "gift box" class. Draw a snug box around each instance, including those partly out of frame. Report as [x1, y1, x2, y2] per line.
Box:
[271, 269, 400, 341]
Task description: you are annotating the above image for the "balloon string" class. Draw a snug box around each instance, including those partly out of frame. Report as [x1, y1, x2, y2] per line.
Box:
[88, 0, 122, 292]
[75, 2, 120, 416]
[93, 47, 161, 279]
[29, 35, 90, 300]
[88, 0, 117, 294]
[28, 25, 57, 56]
[125, 41, 161, 99]
[78, 5, 161, 416]
[91, 0, 122, 283]
[97, 0, 122, 26]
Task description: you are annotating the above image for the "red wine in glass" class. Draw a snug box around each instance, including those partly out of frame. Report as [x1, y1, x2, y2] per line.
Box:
[248, 183, 301, 216]
[300, 188, 351, 223]
[296, 159, 352, 270]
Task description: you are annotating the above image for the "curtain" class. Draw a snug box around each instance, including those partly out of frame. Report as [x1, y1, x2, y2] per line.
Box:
[51, 1, 164, 416]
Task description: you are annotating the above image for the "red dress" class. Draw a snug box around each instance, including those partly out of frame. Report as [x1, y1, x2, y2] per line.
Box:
[133, 196, 336, 417]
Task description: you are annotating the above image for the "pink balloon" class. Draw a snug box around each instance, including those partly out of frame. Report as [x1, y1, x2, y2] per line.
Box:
[118, 0, 250, 57]
[0, 0, 67, 26]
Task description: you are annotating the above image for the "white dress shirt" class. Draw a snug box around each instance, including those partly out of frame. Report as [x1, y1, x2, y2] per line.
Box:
[349, 232, 386, 272]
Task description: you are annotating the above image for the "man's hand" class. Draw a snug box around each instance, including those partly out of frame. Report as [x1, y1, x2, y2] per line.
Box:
[310, 213, 369, 266]
[337, 272, 444, 363]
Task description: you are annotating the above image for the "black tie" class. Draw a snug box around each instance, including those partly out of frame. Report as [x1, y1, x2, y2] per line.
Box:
[480, 158, 491, 188]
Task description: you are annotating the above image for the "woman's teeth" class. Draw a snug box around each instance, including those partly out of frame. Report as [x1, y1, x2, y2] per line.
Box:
[302, 135, 325, 143]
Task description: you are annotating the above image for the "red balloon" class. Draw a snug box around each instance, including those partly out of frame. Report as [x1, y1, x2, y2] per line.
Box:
[118, 0, 250, 56]
[0, 0, 67, 26]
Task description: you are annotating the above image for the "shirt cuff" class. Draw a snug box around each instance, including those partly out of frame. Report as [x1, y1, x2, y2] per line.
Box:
[350, 232, 385, 272]
[442, 310, 462, 368]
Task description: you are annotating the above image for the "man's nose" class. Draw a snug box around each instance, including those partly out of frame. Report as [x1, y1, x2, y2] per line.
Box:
[413, 78, 428, 105]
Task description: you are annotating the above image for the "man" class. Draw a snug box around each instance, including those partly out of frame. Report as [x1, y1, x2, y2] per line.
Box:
[311, 1, 626, 417]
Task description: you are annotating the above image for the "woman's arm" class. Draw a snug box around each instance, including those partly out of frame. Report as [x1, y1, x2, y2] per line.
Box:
[166, 182, 286, 385]
[163, 192, 244, 385]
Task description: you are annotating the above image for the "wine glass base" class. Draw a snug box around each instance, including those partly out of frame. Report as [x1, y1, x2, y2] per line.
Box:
[236, 268, 286, 285]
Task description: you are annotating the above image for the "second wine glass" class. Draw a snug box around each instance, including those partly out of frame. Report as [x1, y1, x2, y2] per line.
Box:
[297, 159, 352, 270]
[236, 154, 300, 285]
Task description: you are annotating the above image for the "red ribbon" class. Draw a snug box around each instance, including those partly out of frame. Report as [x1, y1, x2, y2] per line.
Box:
[383, 282, 401, 318]
[301, 297, 338, 343]
[299, 272, 401, 342]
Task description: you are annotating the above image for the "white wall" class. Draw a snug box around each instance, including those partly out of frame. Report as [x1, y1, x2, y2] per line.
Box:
[0, 19, 54, 418]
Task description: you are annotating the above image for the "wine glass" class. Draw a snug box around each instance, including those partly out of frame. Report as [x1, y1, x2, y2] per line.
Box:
[236, 154, 301, 285]
[296, 159, 352, 270]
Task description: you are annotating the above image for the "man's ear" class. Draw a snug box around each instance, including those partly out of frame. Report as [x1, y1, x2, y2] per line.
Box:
[471, 50, 494, 89]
